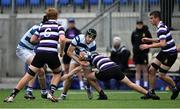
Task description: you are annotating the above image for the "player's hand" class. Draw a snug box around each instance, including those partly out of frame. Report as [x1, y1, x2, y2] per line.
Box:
[79, 51, 87, 61]
[177, 45, 180, 52]
[141, 38, 150, 43]
[79, 61, 90, 67]
[139, 44, 149, 50]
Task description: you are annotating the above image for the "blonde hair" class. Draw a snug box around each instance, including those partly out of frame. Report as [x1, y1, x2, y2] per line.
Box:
[45, 8, 58, 20]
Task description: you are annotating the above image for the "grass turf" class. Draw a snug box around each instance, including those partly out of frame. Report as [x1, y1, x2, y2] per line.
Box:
[0, 89, 179, 108]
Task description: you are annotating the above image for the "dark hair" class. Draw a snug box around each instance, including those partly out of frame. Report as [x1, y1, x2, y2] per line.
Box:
[149, 11, 161, 20]
[86, 28, 97, 39]
[42, 15, 48, 23]
[136, 20, 143, 25]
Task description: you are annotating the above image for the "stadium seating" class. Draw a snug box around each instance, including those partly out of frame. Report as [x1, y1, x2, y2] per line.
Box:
[103, 0, 113, 9]
[73, 0, 84, 12]
[149, 0, 159, 4]
[73, 0, 84, 5]
[1, 0, 11, 13]
[119, 0, 128, 5]
[59, 0, 69, 6]
[45, 0, 54, 6]
[88, 0, 98, 12]
[16, 0, 26, 6]
[102, 0, 113, 5]
[29, 0, 40, 13]
[1, 0, 11, 6]
[89, 0, 98, 5]
[30, 0, 40, 6]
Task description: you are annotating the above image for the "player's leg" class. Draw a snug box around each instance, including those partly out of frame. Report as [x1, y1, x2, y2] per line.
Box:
[16, 48, 37, 100]
[38, 67, 47, 99]
[121, 76, 148, 94]
[47, 66, 62, 102]
[24, 73, 37, 100]
[135, 64, 142, 86]
[46, 53, 63, 102]
[63, 64, 70, 75]
[78, 72, 85, 90]
[26, 55, 47, 99]
[61, 52, 71, 90]
[142, 64, 148, 89]
[85, 72, 107, 100]
[120, 76, 160, 100]
[158, 52, 179, 100]
[4, 65, 40, 103]
[60, 62, 78, 100]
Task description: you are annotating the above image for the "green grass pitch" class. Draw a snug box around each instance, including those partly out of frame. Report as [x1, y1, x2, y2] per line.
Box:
[0, 89, 179, 108]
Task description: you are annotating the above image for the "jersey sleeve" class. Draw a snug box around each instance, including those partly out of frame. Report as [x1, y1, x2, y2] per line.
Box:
[90, 42, 96, 52]
[157, 27, 167, 40]
[58, 25, 65, 35]
[71, 35, 80, 46]
[34, 26, 40, 38]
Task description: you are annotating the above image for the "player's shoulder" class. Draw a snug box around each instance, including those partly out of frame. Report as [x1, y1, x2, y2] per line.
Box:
[91, 40, 96, 46]
[74, 34, 85, 41]
[78, 34, 85, 39]
[31, 24, 40, 30]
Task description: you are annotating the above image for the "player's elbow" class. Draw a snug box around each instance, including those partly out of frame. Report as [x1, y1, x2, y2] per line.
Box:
[60, 35, 66, 43]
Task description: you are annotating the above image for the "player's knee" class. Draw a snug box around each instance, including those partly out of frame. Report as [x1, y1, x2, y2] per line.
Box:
[159, 67, 168, 74]
[151, 63, 159, 70]
[27, 68, 36, 77]
[149, 65, 157, 74]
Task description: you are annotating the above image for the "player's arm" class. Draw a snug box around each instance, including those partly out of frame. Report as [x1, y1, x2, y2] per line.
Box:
[66, 38, 73, 43]
[59, 34, 66, 57]
[140, 39, 166, 50]
[177, 45, 180, 52]
[61, 66, 82, 81]
[67, 45, 81, 63]
[30, 35, 40, 44]
[31, 28, 40, 44]
[141, 37, 159, 43]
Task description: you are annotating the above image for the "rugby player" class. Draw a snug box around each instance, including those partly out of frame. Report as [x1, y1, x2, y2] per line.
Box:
[60, 29, 107, 100]
[61, 52, 158, 100]
[140, 11, 179, 100]
[4, 8, 65, 103]
[15, 15, 48, 100]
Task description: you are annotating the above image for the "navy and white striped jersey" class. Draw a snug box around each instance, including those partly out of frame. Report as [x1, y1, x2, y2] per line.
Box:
[71, 34, 96, 55]
[34, 20, 65, 52]
[91, 54, 118, 71]
[157, 21, 177, 53]
[18, 25, 40, 50]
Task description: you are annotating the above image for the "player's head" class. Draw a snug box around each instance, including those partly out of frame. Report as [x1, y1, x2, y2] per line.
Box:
[68, 18, 75, 28]
[85, 28, 97, 44]
[136, 20, 143, 29]
[42, 15, 48, 23]
[113, 37, 121, 49]
[45, 8, 58, 20]
[149, 11, 161, 26]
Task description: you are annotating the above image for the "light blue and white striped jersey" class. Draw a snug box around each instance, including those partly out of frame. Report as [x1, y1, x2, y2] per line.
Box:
[157, 21, 177, 54]
[71, 34, 96, 55]
[18, 25, 40, 50]
[34, 20, 65, 53]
